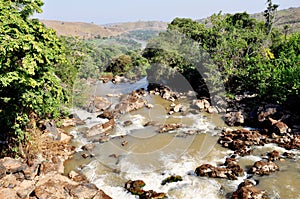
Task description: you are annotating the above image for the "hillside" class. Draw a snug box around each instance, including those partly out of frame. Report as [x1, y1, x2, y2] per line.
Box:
[41, 7, 299, 39]
[41, 20, 167, 39]
[41, 20, 119, 38]
[251, 7, 300, 33]
[198, 7, 300, 33]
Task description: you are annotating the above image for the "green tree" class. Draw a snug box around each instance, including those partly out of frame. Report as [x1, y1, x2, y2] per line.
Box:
[264, 0, 279, 34]
[0, 0, 68, 156]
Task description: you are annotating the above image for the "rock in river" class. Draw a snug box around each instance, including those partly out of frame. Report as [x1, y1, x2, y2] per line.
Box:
[248, 160, 279, 175]
[232, 180, 268, 199]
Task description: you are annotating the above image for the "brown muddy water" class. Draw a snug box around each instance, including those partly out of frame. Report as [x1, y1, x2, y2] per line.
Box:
[65, 78, 300, 199]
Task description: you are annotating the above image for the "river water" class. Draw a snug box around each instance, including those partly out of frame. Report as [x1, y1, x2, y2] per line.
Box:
[65, 77, 300, 199]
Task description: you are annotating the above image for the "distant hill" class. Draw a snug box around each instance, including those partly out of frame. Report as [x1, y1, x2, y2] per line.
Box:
[198, 7, 300, 33]
[41, 7, 299, 39]
[251, 7, 300, 33]
[41, 20, 167, 39]
[40, 20, 119, 38]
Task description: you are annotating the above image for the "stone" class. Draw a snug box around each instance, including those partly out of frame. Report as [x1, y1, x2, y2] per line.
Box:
[161, 175, 182, 185]
[257, 104, 282, 122]
[147, 84, 178, 102]
[93, 190, 112, 199]
[15, 180, 35, 198]
[123, 120, 133, 127]
[145, 103, 154, 109]
[68, 183, 99, 198]
[173, 104, 183, 113]
[207, 106, 218, 114]
[97, 110, 114, 120]
[82, 143, 95, 151]
[225, 111, 244, 126]
[112, 75, 122, 84]
[102, 119, 115, 132]
[61, 117, 85, 127]
[39, 160, 64, 175]
[232, 180, 268, 199]
[82, 153, 89, 159]
[0, 174, 19, 188]
[273, 134, 300, 150]
[86, 119, 114, 138]
[85, 96, 111, 113]
[68, 170, 87, 183]
[121, 141, 128, 146]
[0, 187, 18, 199]
[158, 123, 182, 133]
[34, 172, 78, 198]
[0, 157, 27, 174]
[0, 163, 6, 179]
[56, 132, 73, 143]
[195, 157, 244, 180]
[248, 160, 279, 175]
[115, 91, 146, 114]
[193, 99, 210, 110]
[266, 150, 280, 161]
[269, 118, 290, 135]
[125, 180, 165, 199]
[218, 128, 268, 156]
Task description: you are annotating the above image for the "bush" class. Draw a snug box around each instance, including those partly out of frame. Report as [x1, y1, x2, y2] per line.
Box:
[0, 0, 69, 156]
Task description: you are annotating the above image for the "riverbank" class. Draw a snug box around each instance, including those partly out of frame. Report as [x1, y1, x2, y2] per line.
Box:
[0, 120, 111, 199]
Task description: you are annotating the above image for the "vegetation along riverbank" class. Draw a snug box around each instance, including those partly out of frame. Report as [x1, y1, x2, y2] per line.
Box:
[0, 0, 299, 198]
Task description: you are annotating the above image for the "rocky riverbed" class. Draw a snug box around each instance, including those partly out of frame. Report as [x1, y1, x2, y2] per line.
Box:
[7, 76, 298, 199]
[0, 120, 111, 199]
[64, 76, 300, 199]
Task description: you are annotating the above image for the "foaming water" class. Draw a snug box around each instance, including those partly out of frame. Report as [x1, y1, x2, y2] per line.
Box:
[68, 78, 300, 199]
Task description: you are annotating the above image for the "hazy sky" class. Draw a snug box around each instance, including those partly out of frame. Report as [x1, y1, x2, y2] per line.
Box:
[34, 0, 300, 25]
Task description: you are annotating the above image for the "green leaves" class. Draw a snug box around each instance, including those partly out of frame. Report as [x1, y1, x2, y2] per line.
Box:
[144, 10, 299, 103]
[0, 0, 69, 156]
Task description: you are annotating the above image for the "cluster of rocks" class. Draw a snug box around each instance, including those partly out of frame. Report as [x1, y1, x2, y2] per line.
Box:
[193, 99, 218, 114]
[218, 128, 269, 156]
[0, 156, 110, 199]
[195, 157, 244, 180]
[124, 180, 166, 199]
[158, 123, 183, 133]
[115, 89, 147, 114]
[272, 133, 300, 150]
[148, 84, 178, 102]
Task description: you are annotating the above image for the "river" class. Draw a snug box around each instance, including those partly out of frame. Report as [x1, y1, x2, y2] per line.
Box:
[65, 77, 300, 199]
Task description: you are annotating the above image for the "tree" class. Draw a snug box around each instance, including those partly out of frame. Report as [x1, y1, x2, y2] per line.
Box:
[264, 0, 279, 34]
[0, 0, 69, 156]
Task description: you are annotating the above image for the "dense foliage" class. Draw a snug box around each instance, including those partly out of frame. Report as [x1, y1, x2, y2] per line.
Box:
[0, 0, 69, 156]
[143, 10, 300, 102]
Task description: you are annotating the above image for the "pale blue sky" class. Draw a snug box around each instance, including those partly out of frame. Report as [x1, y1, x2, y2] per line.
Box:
[34, 0, 300, 25]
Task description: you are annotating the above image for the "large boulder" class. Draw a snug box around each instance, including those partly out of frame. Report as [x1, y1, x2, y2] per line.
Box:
[225, 111, 245, 126]
[195, 157, 244, 181]
[85, 119, 115, 138]
[34, 172, 112, 199]
[232, 180, 268, 199]
[269, 118, 290, 135]
[158, 123, 182, 133]
[248, 160, 279, 175]
[115, 90, 146, 114]
[85, 96, 111, 113]
[125, 180, 166, 199]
